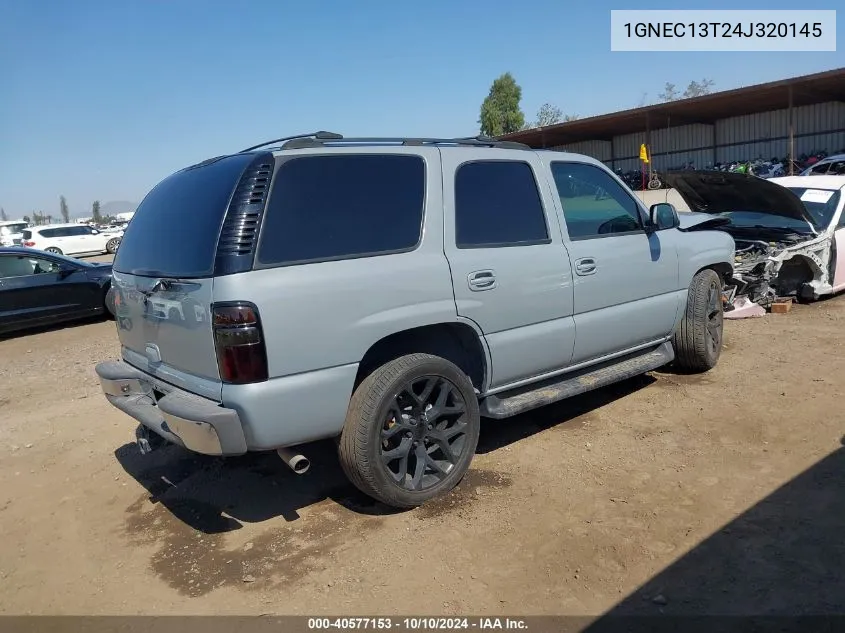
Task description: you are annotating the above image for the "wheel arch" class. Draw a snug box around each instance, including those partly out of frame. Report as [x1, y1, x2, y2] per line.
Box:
[355, 321, 490, 393]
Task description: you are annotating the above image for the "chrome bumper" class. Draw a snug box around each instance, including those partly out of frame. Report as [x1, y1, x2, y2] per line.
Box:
[94, 360, 247, 456]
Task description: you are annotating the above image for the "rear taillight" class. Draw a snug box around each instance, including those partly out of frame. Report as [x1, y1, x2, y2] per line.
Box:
[22, 240, 35, 247]
[212, 302, 268, 384]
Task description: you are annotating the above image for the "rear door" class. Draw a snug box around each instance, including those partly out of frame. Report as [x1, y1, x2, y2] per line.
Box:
[110, 152, 268, 401]
[541, 158, 682, 364]
[441, 150, 576, 388]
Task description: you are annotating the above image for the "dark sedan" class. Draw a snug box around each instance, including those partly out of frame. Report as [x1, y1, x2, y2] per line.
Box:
[0, 247, 113, 335]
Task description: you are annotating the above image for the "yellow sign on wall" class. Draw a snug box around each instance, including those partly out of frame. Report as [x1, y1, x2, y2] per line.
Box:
[639, 143, 649, 163]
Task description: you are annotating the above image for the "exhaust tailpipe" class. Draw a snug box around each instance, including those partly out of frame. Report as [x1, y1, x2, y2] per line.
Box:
[277, 447, 310, 474]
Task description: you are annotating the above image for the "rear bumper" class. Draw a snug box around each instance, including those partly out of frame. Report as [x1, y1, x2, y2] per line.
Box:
[95, 360, 247, 456]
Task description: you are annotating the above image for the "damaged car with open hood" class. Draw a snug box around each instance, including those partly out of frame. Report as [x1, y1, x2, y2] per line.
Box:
[657, 172, 845, 312]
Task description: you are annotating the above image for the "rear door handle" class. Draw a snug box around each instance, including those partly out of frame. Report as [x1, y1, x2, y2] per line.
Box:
[575, 257, 597, 275]
[467, 270, 497, 291]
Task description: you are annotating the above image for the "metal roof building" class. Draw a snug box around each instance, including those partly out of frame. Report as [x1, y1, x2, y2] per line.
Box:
[499, 67, 845, 173]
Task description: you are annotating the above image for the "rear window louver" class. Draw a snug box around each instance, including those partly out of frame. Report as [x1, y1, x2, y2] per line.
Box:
[217, 155, 274, 257]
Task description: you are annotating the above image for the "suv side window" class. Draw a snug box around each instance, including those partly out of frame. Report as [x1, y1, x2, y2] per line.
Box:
[257, 154, 425, 266]
[550, 162, 643, 240]
[40, 228, 58, 238]
[454, 160, 550, 248]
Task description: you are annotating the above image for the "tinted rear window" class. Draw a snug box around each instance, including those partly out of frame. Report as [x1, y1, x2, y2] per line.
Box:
[113, 153, 259, 277]
[256, 154, 425, 266]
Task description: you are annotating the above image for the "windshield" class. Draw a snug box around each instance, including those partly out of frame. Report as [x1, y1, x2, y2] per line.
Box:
[786, 187, 841, 229]
[0, 223, 28, 236]
[716, 211, 815, 235]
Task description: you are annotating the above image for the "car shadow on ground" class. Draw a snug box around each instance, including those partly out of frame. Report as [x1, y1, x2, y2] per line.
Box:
[0, 314, 110, 341]
[583, 437, 845, 630]
[114, 374, 658, 532]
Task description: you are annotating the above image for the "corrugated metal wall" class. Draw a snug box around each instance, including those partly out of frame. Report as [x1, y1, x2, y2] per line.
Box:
[559, 100, 845, 172]
[549, 139, 613, 162]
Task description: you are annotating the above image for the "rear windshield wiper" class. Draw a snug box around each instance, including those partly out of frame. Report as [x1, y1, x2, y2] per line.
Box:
[138, 278, 175, 297]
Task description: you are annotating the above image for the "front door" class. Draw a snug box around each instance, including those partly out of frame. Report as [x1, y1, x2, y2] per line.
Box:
[543, 159, 682, 364]
[0, 254, 82, 328]
[441, 150, 576, 389]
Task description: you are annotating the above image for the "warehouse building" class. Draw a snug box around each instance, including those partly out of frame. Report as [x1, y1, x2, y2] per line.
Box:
[499, 67, 845, 174]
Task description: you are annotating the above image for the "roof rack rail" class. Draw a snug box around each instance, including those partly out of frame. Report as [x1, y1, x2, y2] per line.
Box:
[280, 135, 531, 150]
[239, 131, 343, 153]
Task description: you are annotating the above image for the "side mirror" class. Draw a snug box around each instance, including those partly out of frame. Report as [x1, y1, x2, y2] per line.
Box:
[648, 203, 680, 231]
[58, 265, 76, 278]
[91, 229, 100, 234]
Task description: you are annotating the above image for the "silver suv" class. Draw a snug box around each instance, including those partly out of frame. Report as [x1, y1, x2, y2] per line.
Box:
[95, 132, 734, 508]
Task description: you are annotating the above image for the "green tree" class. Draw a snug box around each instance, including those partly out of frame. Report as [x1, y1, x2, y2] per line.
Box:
[46, 214, 53, 224]
[92, 200, 102, 224]
[0, 207, 7, 221]
[479, 72, 525, 137]
[59, 195, 70, 223]
[22, 215, 30, 224]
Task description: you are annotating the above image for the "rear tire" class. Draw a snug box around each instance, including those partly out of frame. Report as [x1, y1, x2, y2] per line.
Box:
[338, 353, 480, 509]
[672, 268, 724, 373]
[45, 247, 62, 255]
[106, 238, 120, 254]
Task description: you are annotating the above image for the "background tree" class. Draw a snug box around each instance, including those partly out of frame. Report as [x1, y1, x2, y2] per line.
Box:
[92, 200, 103, 224]
[479, 72, 526, 136]
[59, 195, 70, 223]
[659, 82, 679, 102]
[659, 79, 715, 102]
[535, 103, 563, 127]
[0, 207, 7, 221]
[22, 215, 30, 225]
[45, 214, 53, 224]
[683, 79, 715, 98]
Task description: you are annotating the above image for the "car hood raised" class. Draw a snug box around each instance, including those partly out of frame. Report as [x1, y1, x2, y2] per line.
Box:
[660, 171, 816, 226]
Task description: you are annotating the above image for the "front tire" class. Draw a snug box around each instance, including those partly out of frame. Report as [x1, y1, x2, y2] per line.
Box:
[106, 238, 120, 254]
[672, 268, 724, 373]
[338, 353, 481, 509]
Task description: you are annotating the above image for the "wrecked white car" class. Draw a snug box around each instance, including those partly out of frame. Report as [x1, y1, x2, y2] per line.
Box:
[661, 172, 845, 311]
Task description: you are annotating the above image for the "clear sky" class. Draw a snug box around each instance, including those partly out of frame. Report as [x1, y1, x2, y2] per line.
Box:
[0, 0, 842, 219]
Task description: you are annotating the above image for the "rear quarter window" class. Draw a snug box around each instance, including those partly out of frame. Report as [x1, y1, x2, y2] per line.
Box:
[256, 154, 425, 266]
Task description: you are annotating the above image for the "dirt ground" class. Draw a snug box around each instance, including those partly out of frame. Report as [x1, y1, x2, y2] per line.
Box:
[1, 257, 843, 617]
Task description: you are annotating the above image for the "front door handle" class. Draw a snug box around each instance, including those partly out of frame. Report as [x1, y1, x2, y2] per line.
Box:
[468, 270, 497, 291]
[574, 257, 597, 275]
